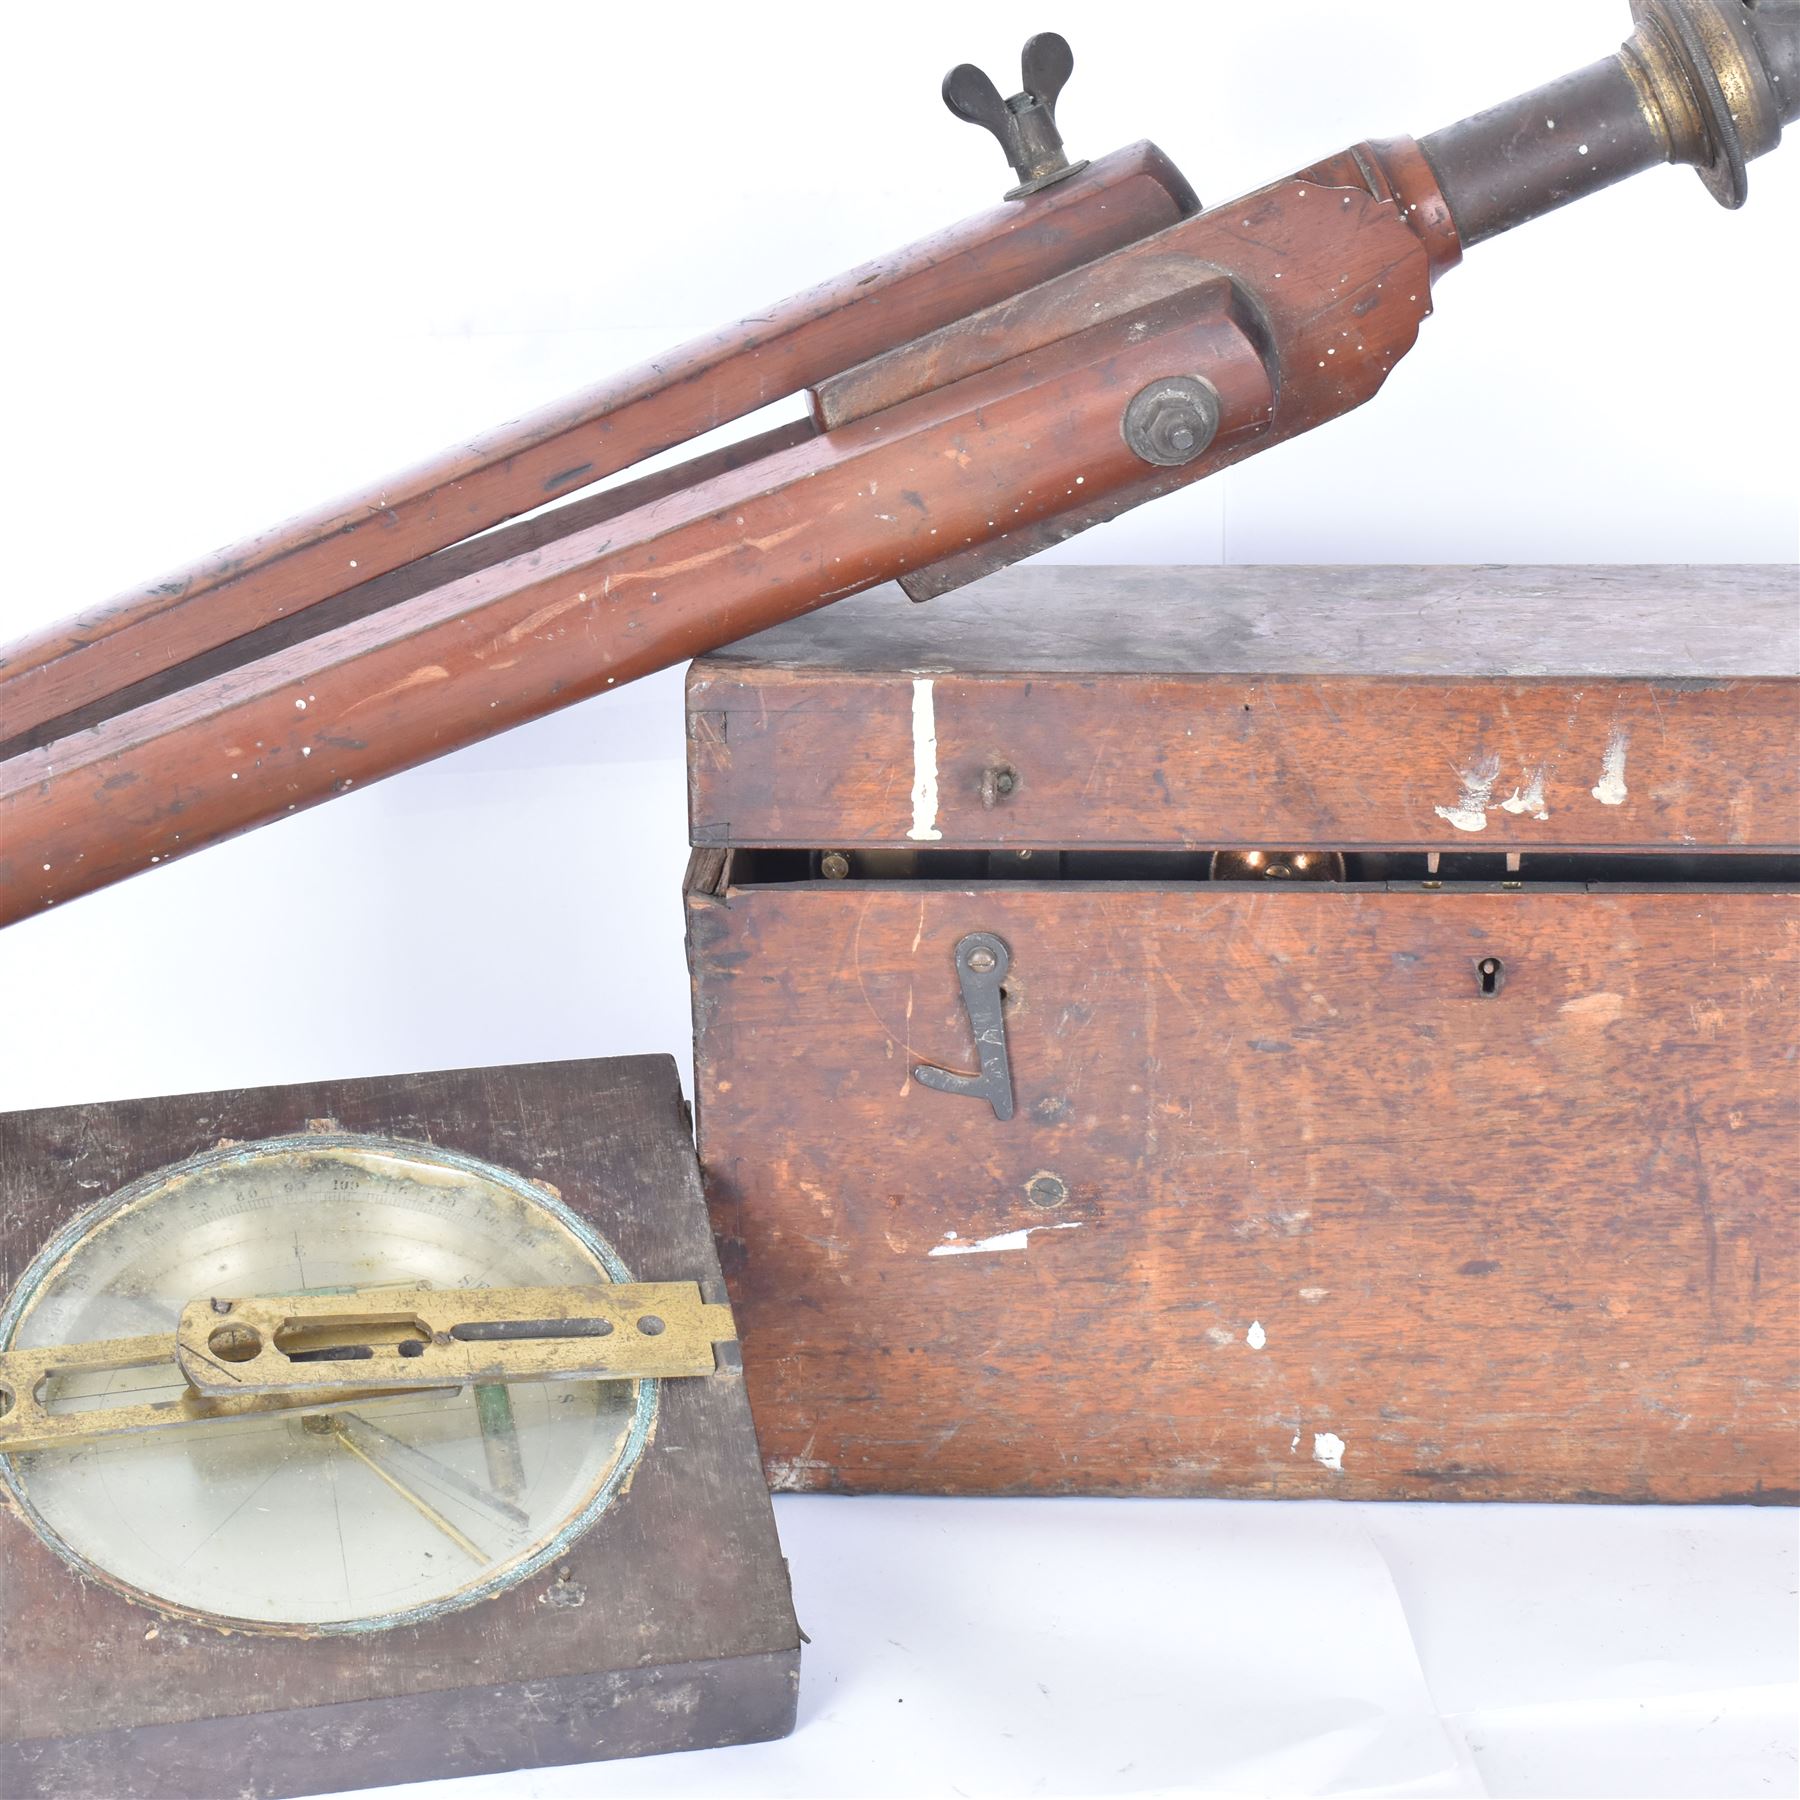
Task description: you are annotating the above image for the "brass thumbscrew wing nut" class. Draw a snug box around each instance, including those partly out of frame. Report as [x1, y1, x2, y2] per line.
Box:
[943, 31, 1090, 199]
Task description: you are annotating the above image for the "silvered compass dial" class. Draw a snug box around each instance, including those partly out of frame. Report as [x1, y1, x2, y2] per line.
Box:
[0, 1133, 711, 1632]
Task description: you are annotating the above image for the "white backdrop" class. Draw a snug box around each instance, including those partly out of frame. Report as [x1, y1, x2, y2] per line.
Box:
[0, 3, 1795, 1796]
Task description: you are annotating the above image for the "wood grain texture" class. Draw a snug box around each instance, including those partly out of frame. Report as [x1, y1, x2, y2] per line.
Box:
[0, 1057, 798, 1798]
[1, 138, 1446, 926]
[0, 416, 820, 761]
[0, 143, 1197, 746]
[688, 880, 1799, 1502]
[0, 287, 1271, 927]
[826, 140, 1446, 600]
[692, 565, 1800, 678]
[687, 566, 1800, 852]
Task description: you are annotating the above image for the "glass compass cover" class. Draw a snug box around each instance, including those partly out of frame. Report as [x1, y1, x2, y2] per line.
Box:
[0, 1133, 653, 1631]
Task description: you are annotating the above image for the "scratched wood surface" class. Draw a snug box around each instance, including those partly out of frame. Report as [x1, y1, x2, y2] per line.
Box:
[0, 284, 1271, 926]
[0, 1057, 798, 1799]
[1, 139, 1446, 927]
[0, 143, 1197, 747]
[687, 566, 1800, 852]
[689, 879, 1799, 1502]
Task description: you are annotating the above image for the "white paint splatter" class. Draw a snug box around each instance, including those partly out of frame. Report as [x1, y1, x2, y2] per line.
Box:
[1434, 753, 1502, 832]
[764, 1455, 832, 1490]
[907, 677, 942, 842]
[1298, 1286, 1328, 1303]
[928, 1222, 1081, 1257]
[1499, 766, 1551, 821]
[1246, 1321, 1267, 1349]
[1312, 1431, 1346, 1473]
[1291, 1431, 1301, 1452]
[1591, 726, 1629, 806]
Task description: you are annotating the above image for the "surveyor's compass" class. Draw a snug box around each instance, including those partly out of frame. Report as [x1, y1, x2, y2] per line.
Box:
[0, 1060, 798, 1800]
[0, 1131, 737, 1629]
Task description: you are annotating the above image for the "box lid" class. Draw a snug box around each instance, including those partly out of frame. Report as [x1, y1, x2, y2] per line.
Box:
[686, 565, 1798, 852]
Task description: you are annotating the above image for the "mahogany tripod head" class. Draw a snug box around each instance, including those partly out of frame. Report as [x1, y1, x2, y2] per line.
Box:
[0, 2, 1793, 925]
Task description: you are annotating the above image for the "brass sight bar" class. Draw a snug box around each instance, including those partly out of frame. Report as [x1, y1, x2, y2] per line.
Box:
[0, 1283, 737, 1455]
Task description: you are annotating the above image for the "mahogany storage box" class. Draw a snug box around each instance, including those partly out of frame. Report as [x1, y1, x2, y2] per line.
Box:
[683, 565, 1799, 1503]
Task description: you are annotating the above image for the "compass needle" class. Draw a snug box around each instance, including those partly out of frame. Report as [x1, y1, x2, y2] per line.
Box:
[338, 1412, 529, 1531]
[0, 1134, 658, 1627]
[329, 1421, 488, 1565]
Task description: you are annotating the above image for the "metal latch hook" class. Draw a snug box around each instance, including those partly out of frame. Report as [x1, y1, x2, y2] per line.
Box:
[912, 931, 1016, 1120]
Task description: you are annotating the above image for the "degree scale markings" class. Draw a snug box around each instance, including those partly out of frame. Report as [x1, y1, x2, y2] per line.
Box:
[0, 1136, 659, 1628]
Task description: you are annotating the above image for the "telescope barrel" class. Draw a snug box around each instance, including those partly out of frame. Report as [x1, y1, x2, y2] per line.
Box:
[1421, 0, 1799, 245]
[1420, 56, 1667, 246]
